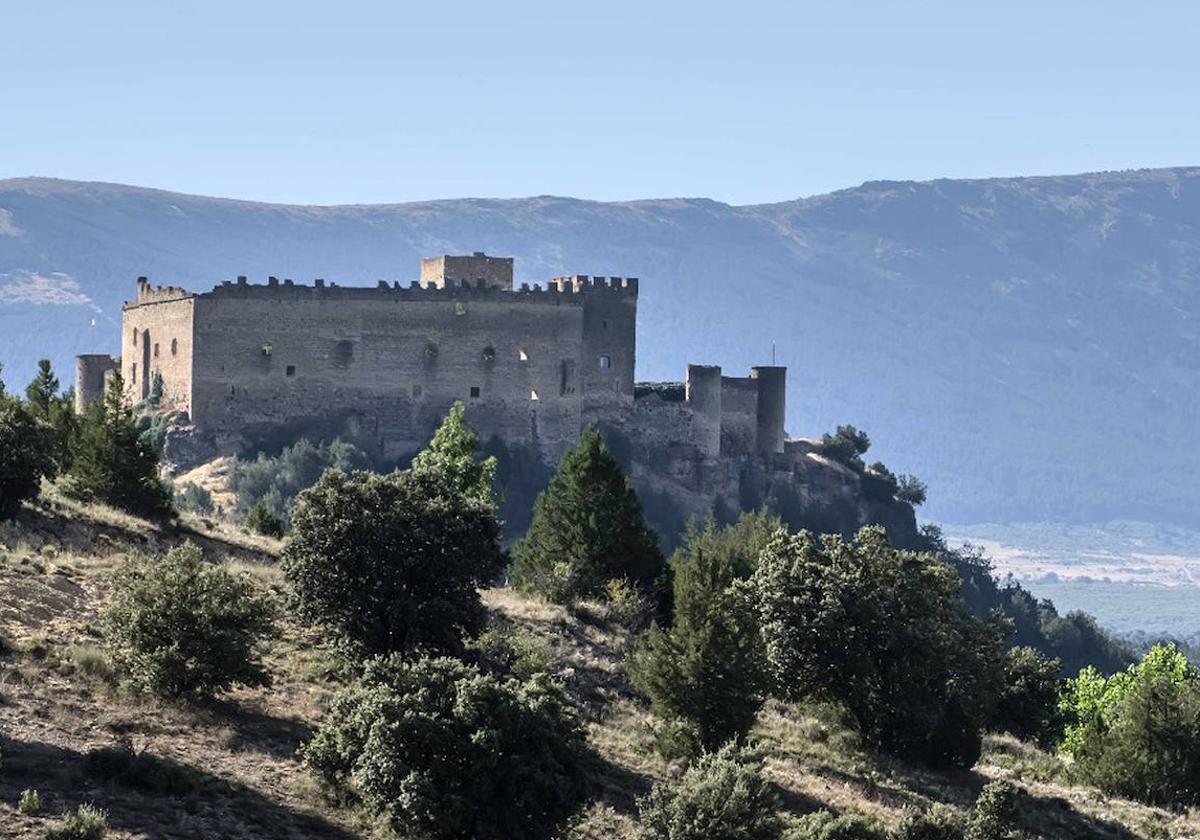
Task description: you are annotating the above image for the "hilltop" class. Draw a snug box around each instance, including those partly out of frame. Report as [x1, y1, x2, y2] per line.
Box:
[0, 492, 1194, 839]
[3, 169, 1200, 528]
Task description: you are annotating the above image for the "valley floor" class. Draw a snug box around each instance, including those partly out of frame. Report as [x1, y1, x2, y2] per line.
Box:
[1, 495, 1197, 839]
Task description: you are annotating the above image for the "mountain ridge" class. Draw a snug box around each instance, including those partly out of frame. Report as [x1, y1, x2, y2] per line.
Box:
[3, 168, 1199, 527]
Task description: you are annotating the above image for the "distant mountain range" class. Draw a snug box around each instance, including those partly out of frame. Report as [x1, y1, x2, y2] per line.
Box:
[2, 170, 1199, 528]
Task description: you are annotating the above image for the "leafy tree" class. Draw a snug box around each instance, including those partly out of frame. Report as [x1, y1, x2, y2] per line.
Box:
[104, 542, 276, 699]
[895, 474, 928, 506]
[0, 395, 52, 519]
[1062, 644, 1200, 806]
[283, 467, 504, 658]
[627, 514, 774, 754]
[511, 428, 663, 603]
[62, 374, 173, 519]
[412, 401, 498, 508]
[303, 655, 586, 840]
[990, 647, 1064, 748]
[244, 499, 284, 537]
[635, 743, 781, 840]
[750, 526, 1007, 769]
[818, 424, 871, 471]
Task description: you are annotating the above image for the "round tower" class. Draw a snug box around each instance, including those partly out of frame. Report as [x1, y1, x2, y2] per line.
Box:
[75, 354, 121, 415]
[751, 366, 786, 455]
[686, 364, 723, 457]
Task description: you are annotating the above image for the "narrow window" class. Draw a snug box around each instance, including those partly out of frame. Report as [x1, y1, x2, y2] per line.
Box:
[131, 363, 137, 383]
[470, 386, 480, 398]
[154, 343, 160, 358]
[518, 347, 529, 361]
[132, 330, 138, 347]
[602, 319, 609, 330]
[286, 365, 296, 377]
[170, 338, 178, 356]
[598, 355, 612, 369]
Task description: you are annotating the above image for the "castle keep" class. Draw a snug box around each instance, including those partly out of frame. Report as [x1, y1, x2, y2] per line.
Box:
[77, 253, 787, 466]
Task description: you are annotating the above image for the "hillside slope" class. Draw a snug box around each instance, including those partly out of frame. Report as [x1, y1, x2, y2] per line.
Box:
[2, 171, 1199, 526]
[1, 496, 1195, 839]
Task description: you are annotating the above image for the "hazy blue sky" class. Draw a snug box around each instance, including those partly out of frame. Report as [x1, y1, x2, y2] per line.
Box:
[3, 1, 1196, 205]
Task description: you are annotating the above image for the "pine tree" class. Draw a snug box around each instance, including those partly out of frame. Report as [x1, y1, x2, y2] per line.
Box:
[0, 394, 52, 519]
[511, 428, 663, 603]
[24, 359, 59, 418]
[411, 401, 497, 509]
[62, 374, 173, 519]
[627, 514, 774, 754]
[23, 359, 76, 474]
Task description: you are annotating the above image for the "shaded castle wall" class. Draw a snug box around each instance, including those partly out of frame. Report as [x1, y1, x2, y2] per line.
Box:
[751, 365, 786, 454]
[186, 280, 596, 460]
[720, 375, 758, 455]
[571, 276, 638, 422]
[685, 364, 722, 458]
[120, 281, 195, 411]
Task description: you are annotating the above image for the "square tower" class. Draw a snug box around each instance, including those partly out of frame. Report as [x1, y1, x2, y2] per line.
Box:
[420, 252, 513, 290]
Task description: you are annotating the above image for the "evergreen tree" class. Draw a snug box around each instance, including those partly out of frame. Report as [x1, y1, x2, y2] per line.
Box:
[511, 428, 663, 604]
[62, 374, 173, 518]
[23, 359, 77, 474]
[411, 401, 498, 509]
[0, 394, 53, 519]
[627, 514, 774, 754]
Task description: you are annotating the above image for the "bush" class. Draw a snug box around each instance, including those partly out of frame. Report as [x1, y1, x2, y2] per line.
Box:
[895, 805, 965, 840]
[1063, 645, 1200, 805]
[635, 743, 781, 840]
[62, 374, 172, 519]
[990, 647, 1063, 748]
[244, 499, 284, 538]
[283, 467, 504, 658]
[963, 781, 1019, 840]
[604, 578, 656, 631]
[785, 810, 887, 840]
[46, 804, 108, 840]
[750, 527, 1007, 769]
[104, 542, 275, 699]
[627, 515, 773, 754]
[18, 787, 42, 815]
[303, 656, 586, 840]
[817, 425, 871, 471]
[232, 437, 369, 530]
[0, 395, 53, 519]
[174, 481, 213, 515]
[512, 429, 663, 604]
[85, 742, 197, 795]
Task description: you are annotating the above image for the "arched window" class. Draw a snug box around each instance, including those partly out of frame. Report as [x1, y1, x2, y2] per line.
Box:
[598, 355, 612, 369]
[171, 338, 178, 356]
[518, 347, 529, 362]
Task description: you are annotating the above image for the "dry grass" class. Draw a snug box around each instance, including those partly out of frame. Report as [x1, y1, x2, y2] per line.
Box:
[3, 494, 1200, 839]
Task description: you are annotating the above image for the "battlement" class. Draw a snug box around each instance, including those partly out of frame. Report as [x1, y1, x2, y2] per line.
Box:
[128, 276, 194, 307]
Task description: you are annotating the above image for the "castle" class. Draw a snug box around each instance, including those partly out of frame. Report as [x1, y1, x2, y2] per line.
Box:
[75, 253, 788, 467]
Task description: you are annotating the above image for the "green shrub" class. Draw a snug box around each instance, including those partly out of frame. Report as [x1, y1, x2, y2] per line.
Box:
[963, 781, 1020, 840]
[750, 526, 1007, 769]
[104, 542, 275, 699]
[303, 655, 586, 840]
[283, 467, 504, 659]
[990, 647, 1064, 748]
[785, 810, 887, 840]
[472, 626, 555, 680]
[512, 429, 663, 604]
[1063, 645, 1200, 806]
[65, 643, 114, 683]
[895, 805, 964, 840]
[636, 743, 781, 840]
[244, 499, 284, 538]
[85, 742, 197, 795]
[174, 481, 213, 515]
[0, 394, 53, 519]
[18, 787, 42, 815]
[628, 515, 773, 754]
[62, 374, 172, 519]
[604, 578, 656, 631]
[232, 437, 369, 530]
[46, 803, 108, 840]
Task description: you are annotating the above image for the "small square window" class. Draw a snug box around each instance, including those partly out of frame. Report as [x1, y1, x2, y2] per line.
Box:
[598, 355, 612, 369]
[286, 365, 296, 377]
[530, 389, 539, 401]
[518, 347, 529, 361]
[470, 386, 480, 398]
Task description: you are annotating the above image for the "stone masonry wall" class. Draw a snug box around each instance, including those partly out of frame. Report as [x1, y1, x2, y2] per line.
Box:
[121, 291, 195, 411]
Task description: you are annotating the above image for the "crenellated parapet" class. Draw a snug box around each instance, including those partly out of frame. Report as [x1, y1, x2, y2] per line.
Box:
[127, 276, 194, 307]
[547, 275, 639, 297]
